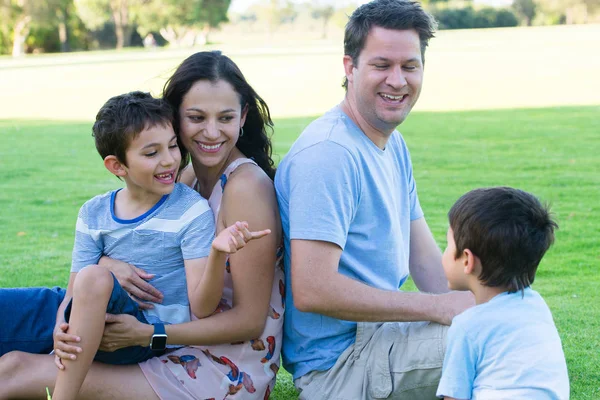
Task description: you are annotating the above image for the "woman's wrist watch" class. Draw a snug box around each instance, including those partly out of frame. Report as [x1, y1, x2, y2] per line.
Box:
[149, 323, 167, 351]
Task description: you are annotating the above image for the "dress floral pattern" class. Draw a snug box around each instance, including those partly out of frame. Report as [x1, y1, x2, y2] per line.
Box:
[139, 158, 285, 399]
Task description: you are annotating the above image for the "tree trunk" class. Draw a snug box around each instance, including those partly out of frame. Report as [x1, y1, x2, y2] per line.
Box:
[12, 14, 31, 57]
[57, 7, 70, 52]
[111, 0, 131, 49]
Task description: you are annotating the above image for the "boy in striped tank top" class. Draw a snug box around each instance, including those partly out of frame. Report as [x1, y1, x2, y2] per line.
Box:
[51, 91, 270, 400]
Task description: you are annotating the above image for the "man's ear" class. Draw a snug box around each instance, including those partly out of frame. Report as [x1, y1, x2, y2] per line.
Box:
[343, 55, 355, 86]
[463, 249, 479, 275]
[104, 155, 127, 177]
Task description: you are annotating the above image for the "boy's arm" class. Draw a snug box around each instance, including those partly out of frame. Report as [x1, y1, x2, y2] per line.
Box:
[436, 322, 477, 400]
[186, 222, 270, 319]
[185, 255, 225, 319]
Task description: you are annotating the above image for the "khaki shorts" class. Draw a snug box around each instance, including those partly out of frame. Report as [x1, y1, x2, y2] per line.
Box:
[295, 321, 448, 400]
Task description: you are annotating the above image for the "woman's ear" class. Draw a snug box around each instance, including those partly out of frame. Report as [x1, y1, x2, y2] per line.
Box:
[104, 155, 127, 178]
[240, 103, 249, 128]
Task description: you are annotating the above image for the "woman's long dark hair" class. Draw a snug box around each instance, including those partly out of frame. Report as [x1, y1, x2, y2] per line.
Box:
[163, 51, 276, 180]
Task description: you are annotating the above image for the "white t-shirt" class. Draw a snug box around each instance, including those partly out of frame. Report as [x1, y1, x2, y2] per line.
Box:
[437, 288, 569, 399]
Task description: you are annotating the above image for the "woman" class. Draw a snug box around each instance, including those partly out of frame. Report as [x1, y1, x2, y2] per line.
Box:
[0, 51, 284, 399]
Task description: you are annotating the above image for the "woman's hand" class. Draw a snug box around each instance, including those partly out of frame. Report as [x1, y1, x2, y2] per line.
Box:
[98, 256, 163, 309]
[53, 322, 81, 370]
[99, 313, 152, 352]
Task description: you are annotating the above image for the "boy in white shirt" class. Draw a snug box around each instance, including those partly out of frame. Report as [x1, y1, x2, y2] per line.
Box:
[437, 187, 569, 400]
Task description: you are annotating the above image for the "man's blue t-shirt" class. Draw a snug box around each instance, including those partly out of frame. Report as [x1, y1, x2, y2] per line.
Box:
[275, 106, 423, 379]
[437, 288, 570, 399]
[71, 183, 215, 326]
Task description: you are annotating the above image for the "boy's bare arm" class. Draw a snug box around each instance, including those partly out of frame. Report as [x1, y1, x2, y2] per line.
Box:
[185, 255, 226, 319]
[186, 222, 270, 319]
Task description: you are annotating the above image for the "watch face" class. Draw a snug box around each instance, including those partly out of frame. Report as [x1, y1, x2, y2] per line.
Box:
[151, 334, 167, 351]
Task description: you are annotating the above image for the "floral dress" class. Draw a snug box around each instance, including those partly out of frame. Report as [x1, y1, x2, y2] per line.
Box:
[139, 158, 285, 399]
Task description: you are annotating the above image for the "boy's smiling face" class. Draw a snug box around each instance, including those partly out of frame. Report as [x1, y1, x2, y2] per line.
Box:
[442, 227, 471, 291]
[120, 123, 181, 202]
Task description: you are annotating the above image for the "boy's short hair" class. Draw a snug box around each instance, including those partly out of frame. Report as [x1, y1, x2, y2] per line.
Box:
[92, 91, 175, 165]
[343, 0, 437, 90]
[448, 187, 558, 293]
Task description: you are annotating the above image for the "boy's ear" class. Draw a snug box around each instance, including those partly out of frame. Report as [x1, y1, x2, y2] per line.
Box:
[462, 248, 479, 275]
[104, 155, 127, 177]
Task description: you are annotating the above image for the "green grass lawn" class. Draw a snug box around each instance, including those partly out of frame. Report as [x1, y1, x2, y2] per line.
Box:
[1, 23, 599, 399]
[1, 105, 599, 398]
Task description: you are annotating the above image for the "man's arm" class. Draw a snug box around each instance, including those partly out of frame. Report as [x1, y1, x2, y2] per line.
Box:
[409, 217, 450, 294]
[292, 239, 471, 325]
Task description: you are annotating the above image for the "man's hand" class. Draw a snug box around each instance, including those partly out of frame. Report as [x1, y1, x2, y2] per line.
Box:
[99, 257, 163, 310]
[433, 291, 475, 326]
[52, 321, 81, 370]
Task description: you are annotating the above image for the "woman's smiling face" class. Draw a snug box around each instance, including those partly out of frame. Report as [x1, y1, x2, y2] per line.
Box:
[178, 79, 247, 170]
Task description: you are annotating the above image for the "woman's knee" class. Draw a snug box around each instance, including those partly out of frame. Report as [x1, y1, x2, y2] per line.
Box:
[0, 351, 31, 378]
[73, 265, 114, 300]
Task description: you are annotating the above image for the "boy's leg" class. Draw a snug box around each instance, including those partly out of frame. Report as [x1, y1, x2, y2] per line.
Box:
[0, 351, 159, 400]
[295, 321, 447, 400]
[53, 266, 114, 400]
[0, 287, 66, 356]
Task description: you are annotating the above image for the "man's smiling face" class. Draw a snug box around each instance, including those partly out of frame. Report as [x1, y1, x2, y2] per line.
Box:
[345, 26, 424, 135]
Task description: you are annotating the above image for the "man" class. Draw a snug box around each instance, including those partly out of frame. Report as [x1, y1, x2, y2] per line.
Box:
[274, 0, 474, 398]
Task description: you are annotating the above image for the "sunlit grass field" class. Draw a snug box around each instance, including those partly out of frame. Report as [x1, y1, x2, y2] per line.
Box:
[1, 23, 599, 399]
[1, 105, 599, 398]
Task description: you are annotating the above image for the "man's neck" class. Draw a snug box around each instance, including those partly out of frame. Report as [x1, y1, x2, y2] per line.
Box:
[340, 97, 393, 150]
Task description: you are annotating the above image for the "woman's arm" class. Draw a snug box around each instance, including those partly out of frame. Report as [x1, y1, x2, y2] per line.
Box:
[100, 165, 280, 349]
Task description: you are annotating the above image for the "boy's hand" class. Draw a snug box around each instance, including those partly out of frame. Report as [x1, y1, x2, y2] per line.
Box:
[52, 322, 81, 370]
[212, 221, 271, 254]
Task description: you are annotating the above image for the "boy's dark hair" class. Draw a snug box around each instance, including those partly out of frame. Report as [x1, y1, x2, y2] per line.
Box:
[92, 91, 180, 167]
[448, 187, 558, 293]
[343, 0, 437, 90]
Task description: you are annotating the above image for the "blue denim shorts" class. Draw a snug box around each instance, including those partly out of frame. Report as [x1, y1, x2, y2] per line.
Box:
[0, 286, 66, 356]
[64, 272, 163, 365]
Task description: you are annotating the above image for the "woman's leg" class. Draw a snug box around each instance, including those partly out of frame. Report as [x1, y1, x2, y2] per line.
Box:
[53, 267, 114, 400]
[0, 352, 159, 400]
[0, 286, 65, 356]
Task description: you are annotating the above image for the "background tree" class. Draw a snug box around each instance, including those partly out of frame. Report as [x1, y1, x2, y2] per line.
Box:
[311, 4, 334, 38]
[136, 0, 230, 47]
[75, 0, 144, 48]
[0, 0, 77, 56]
[513, 0, 537, 25]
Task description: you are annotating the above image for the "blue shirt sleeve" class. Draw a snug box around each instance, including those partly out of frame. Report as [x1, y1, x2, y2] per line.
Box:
[287, 141, 360, 249]
[71, 203, 103, 272]
[179, 205, 215, 260]
[436, 319, 477, 399]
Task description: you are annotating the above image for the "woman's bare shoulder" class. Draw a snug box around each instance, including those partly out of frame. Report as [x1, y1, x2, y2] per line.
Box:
[178, 165, 196, 187]
[225, 163, 275, 198]
[222, 163, 280, 231]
